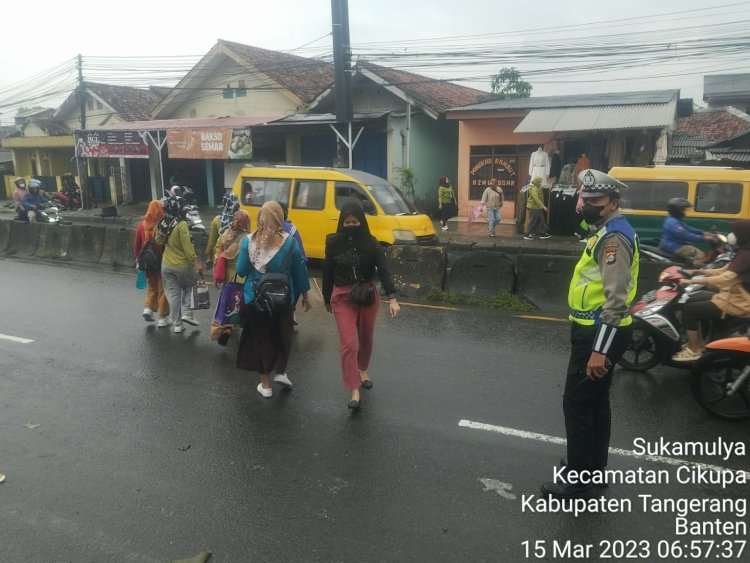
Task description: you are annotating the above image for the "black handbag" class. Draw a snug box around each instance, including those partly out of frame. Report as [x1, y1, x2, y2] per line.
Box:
[349, 266, 375, 306]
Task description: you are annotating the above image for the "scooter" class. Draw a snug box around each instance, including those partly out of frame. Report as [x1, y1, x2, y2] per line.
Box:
[618, 257, 745, 372]
[163, 186, 206, 233]
[640, 233, 731, 266]
[31, 204, 62, 224]
[691, 336, 750, 420]
[48, 187, 82, 211]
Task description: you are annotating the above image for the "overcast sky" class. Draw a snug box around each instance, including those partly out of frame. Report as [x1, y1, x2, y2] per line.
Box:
[2, 0, 750, 121]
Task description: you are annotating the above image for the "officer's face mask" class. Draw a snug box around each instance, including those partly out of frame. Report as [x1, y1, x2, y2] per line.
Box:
[581, 202, 607, 225]
[728, 232, 738, 246]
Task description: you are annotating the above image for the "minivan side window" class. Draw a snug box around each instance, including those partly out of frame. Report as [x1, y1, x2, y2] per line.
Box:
[335, 182, 375, 214]
[619, 181, 688, 211]
[293, 180, 326, 210]
[241, 177, 290, 206]
[694, 182, 743, 214]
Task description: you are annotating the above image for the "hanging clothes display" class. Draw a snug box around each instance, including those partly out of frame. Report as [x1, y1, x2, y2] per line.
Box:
[559, 163, 576, 185]
[574, 154, 592, 183]
[529, 147, 550, 185]
[549, 151, 562, 183]
[606, 136, 625, 168]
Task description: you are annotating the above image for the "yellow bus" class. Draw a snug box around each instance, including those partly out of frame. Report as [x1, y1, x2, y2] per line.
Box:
[610, 166, 750, 241]
[232, 166, 437, 259]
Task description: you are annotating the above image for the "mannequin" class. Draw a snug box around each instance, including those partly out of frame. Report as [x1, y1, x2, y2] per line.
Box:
[529, 146, 550, 185]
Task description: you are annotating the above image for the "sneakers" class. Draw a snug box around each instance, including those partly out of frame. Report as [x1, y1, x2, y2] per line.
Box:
[257, 383, 273, 398]
[142, 307, 155, 322]
[523, 234, 536, 240]
[157, 317, 172, 328]
[672, 346, 702, 362]
[441, 225, 449, 231]
[173, 323, 185, 334]
[489, 232, 496, 237]
[180, 315, 200, 326]
[539, 233, 552, 240]
[273, 373, 293, 389]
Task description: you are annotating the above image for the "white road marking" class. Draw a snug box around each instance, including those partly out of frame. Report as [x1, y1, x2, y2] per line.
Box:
[459, 419, 750, 479]
[0, 333, 34, 344]
[479, 478, 517, 500]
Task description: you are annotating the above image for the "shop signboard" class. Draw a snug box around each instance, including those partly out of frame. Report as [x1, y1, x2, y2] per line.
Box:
[469, 155, 517, 200]
[75, 131, 149, 158]
[167, 128, 253, 159]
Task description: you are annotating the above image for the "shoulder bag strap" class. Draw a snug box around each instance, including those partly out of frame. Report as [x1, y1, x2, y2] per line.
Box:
[278, 235, 295, 273]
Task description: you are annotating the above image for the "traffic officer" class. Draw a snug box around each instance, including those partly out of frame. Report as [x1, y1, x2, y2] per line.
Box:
[542, 169, 639, 499]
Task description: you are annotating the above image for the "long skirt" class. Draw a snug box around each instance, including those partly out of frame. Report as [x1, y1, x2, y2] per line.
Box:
[236, 307, 294, 375]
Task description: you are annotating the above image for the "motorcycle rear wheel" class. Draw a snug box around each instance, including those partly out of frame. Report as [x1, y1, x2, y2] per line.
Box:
[691, 350, 750, 421]
[617, 320, 661, 372]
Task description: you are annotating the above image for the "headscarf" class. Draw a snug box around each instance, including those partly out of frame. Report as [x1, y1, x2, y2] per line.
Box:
[218, 210, 251, 259]
[232, 209, 250, 233]
[326, 200, 377, 257]
[439, 176, 450, 187]
[249, 201, 286, 273]
[143, 200, 164, 238]
[219, 193, 240, 234]
[158, 195, 185, 237]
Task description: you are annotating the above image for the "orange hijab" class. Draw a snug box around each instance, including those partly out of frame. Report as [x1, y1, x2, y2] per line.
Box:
[143, 200, 164, 239]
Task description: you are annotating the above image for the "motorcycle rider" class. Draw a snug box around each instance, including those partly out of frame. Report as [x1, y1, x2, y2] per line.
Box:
[61, 173, 82, 209]
[12, 177, 28, 221]
[22, 179, 51, 222]
[660, 198, 717, 265]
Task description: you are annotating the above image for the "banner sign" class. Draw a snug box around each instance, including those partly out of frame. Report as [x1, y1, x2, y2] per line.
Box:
[167, 128, 253, 160]
[75, 131, 149, 159]
[469, 156, 517, 200]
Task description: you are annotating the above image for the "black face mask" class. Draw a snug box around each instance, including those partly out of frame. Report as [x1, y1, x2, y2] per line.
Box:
[581, 203, 606, 225]
[342, 225, 360, 236]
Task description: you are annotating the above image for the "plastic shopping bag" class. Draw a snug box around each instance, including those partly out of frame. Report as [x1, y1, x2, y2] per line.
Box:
[190, 276, 211, 310]
[468, 204, 485, 222]
[213, 281, 244, 326]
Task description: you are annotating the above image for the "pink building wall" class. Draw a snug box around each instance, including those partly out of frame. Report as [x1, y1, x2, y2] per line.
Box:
[455, 114, 552, 220]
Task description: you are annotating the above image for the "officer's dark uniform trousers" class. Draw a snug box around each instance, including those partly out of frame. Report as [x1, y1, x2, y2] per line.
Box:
[564, 323, 632, 472]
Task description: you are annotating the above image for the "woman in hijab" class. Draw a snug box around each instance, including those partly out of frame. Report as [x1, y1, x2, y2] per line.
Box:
[322, 201, 400, 410]
[236, 201, 311, 397]
[673, 219, 750, 362]
[134, 200, 170, 326]
[156, 195, 203, 333]
[210, 210, 251, 346]
[206, 192, 240, 268]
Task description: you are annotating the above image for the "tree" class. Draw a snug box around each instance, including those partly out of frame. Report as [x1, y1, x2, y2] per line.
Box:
[490, 67, 532, 100]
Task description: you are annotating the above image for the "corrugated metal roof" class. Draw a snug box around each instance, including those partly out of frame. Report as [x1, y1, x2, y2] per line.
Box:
[449, 89, 679, 112]
[274, 112, 388, 125]
[514, 98, 677, 133]
[80, 115, 285, 132]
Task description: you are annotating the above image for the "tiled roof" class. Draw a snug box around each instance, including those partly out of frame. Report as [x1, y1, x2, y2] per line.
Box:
[219, 39, 334, 104]
[668, 132, 707, 160]
[676, 108, 750, 143]
[449, 90, 679, 112]
[87, 82, 164, 121]
[149, 86, 172, 98]
[357, 61, 489, 113]
[706, 148, 750, 163]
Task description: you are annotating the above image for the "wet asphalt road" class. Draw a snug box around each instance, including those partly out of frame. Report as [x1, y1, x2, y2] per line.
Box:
[1, 258, 749, 563]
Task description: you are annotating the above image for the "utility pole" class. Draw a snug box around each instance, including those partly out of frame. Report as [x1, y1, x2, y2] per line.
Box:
[77, 54, 86, 129]
[75, 54, 90, 208]
[331, 0, 359, 169]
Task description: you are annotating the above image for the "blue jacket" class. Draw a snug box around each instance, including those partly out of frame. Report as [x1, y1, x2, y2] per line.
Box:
[236, 234, 311, 306]
[661, 216, 704, 253]
[283, 221, 307, 262]
[22, 191, 49, 211]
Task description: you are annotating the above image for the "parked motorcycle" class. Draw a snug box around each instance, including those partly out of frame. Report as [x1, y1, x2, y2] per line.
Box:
[32, 204, 62, 224]
[163, 185, 206, 233]
[691, 336, 750, 420]
[48, 187, 82, 211]
[618, 257, 745, 371]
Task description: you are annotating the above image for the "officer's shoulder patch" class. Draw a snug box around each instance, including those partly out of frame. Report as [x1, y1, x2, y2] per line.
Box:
[604, 239, 619, 264]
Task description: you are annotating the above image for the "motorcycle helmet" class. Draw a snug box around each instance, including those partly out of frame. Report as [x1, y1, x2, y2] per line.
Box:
[28, 179, 42, 191]
[667, 197, 692, 217]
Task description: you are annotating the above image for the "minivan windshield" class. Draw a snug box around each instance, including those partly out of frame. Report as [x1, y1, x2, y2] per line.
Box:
[366, 184, 417, 215]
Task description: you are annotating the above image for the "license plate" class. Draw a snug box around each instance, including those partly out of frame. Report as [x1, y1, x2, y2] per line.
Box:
[643, 290, 657, 302]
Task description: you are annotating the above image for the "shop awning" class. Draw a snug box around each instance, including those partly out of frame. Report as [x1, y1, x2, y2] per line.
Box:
[82, 115, 286, 132]
[513, 101, 677, 133]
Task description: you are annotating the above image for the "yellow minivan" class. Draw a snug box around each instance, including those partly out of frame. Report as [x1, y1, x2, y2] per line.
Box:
[610, 166, 750, 241]
[231, 166, 438, 259]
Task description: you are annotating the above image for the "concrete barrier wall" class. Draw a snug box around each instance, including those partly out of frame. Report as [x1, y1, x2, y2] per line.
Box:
[446, 251, 515, 297]
[101, 226, 136, 269]
[35, 224, 72, 260]
[0, 221, 11, 253]
[516, 254, 578, 309]
[386, 245, 446, 297]
[6, 221, 41, 257]
[67, 225, 106, 264]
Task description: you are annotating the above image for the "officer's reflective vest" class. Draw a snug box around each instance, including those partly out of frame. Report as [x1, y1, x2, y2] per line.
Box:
[568, 216, 639, 326]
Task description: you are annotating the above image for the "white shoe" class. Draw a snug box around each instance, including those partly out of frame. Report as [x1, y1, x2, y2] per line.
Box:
[257, 383, 273, 398]
[441, 225, 449, 231]
[142, 307, 155, 322]
[173, 323, 185, 334]
[273, 373, 293, 388]
[181, 315, 200, 326]
[157, 317, 172, 328]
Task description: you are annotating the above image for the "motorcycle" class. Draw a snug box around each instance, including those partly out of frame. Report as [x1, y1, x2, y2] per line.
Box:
[618, 256, 745, 372]
[639, 233, 731, 266]
[31, 204, 62, 224]
[163, 185, 206, 233]
[691, 336, 750, 420]
[48, 187, 82, 211]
